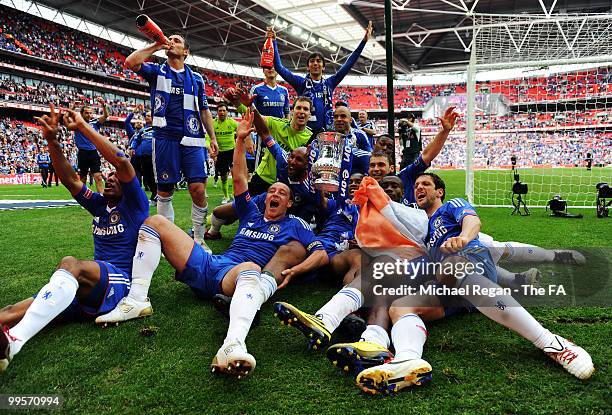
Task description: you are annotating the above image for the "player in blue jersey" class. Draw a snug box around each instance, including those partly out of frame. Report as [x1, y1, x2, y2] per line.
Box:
[357, 110, 376, 149]
[205, 133, 313, 240]
[250, 68, 291, 119]
[0, 105, 149, 373]
[352, 172, 595, 394]
[36, 147, 50, 188]
[267, 22, 372, 132]
[249, 67, 291, 172]
[125, 34, 218, 252]
[74, 97, 108, 193]
[95, 109, 327, 378]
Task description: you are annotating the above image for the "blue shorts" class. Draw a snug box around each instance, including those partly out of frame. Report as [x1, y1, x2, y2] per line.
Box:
[51, 261, 131, 322]
[175, 243, 238, 299]
[443, 246, 498, 317]
[152, 136, 207, 185]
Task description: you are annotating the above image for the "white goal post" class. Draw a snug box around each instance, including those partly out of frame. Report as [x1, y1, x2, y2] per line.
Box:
[465, 13, 612, 208]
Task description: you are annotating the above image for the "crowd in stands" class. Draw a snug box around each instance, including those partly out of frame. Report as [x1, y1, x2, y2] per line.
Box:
[0, 77, 147, 117]
[0, 4, 610, 175]
[0, 117, 129, 175]
[1, 4, 611, 110]
[0, 5, 138, 81]
[425, 130, 612, 169]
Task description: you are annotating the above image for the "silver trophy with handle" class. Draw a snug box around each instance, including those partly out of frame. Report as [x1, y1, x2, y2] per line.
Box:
[311, 131, 346, 192]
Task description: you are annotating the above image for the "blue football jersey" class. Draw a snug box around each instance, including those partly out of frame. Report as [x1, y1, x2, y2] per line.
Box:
[74, 120, 100, 151]
[36, 153, 50, 167]
[317, 199, 358, 255]
[397, 155, 430, 205]
[251, 83, 290, 118]
[74, 178, 150, 275]
[426, 198, 482, 260]
[227, 192, 323, 266]
[263, 136, 318, 222]
[138, 62, 208, 138]
[357, 120, 375, 148]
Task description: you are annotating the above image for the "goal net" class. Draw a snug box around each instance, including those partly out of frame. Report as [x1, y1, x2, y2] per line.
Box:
[466, 14, 612, 208]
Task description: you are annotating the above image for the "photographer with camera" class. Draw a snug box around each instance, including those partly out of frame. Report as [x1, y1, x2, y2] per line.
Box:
[399, 112, 422, 169]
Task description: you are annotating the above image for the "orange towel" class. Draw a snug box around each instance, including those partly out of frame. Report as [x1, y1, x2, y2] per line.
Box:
[353, 177, 427, 259]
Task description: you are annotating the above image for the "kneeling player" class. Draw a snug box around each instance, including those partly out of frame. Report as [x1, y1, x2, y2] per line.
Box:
[0, 106, 149, 372]
[95, 110, 327, 378]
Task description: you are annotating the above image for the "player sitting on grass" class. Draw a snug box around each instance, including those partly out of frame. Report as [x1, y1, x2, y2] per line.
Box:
[95, 109, 328, 379]
[354, 172, 594, 394]
[0, 105, 150, 372]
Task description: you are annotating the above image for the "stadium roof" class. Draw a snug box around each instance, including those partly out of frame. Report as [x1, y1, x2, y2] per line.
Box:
[11, 0, 612, 78]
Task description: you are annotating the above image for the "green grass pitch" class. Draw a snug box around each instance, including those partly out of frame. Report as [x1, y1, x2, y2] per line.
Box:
[0, 170, 610, 414]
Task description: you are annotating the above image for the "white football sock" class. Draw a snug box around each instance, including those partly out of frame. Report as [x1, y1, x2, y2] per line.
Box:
[191, 203, 208, 241]
[315, 287, 363, 333]
[209, 213, 226, 235]
[503, 242, 555, 263]
[225, 270, 277, 345]
[128, 224, 161, 302]
[360, 324, 390, 349]
[391, 313, 427, 360]
[9, 269, 78, 358]
[495, 265, 517, 288]
[456, 272, 549, 344]
[157, 195, 174, 223]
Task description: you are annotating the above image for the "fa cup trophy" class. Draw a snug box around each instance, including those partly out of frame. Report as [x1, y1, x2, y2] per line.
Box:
[311, 131, 347, 192]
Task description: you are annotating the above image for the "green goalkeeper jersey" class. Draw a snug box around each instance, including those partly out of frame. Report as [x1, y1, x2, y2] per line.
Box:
[206, 117, 238, 151]
[255, 117, 312, 184]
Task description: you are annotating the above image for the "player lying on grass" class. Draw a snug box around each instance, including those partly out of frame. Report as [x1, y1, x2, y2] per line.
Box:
[273, 174, 594, 393]
[354, 173, 594, 394]
[0, 105, 149, 372]
[95, 109, 328, 379]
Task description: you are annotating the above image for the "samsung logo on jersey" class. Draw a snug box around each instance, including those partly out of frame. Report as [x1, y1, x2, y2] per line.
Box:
[171, 87, 184, 95]
[427, 225, 448, 247]
[239, 228, 275, 241]
[262, 101, 284, 107]
[92, 224, 125, 236]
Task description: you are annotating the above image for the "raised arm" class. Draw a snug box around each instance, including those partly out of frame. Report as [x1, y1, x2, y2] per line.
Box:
[63, 109, 135, 183]
[125, 41, 169, 72]
[34, 104, 82, 195]
[231, 109, 255, 196]
[97, 97, 109, 124]
[329, 21, 372, 88]
[421, 106, 459, 165]
[124, 112, 135, 137]
[267, 27, 305, 90]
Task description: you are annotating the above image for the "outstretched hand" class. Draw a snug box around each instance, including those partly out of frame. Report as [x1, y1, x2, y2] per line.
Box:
[266, 26, 276, 40]
[235, 83, 256, 107]
[364, 21, 373, 42]
[438, 106, 460, 132]
[236, 108, 255, 141]
[278, 268, 297, 290]
[62, 109, 86, 132]
[34, 103, 60, 141]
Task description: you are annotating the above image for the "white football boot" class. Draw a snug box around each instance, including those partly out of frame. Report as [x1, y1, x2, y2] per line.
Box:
[211, 339, 256, 379]
[544, 335, 594, 380]
[95, 297, 153, 326]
